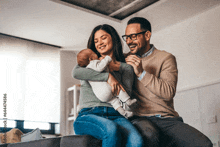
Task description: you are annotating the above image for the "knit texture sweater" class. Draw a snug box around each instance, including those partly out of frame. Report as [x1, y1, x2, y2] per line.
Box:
[130, 48, 179, 117]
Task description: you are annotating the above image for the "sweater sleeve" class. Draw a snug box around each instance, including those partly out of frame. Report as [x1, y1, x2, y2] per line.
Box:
[140, 54, 178, 100]
[118, 62, 135, 96]
[72, 64, 109, 81]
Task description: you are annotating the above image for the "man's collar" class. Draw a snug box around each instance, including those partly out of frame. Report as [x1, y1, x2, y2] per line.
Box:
[136, 44, 155, 58]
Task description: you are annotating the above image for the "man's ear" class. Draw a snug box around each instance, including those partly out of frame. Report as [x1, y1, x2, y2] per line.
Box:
[145, 31, 151, 41]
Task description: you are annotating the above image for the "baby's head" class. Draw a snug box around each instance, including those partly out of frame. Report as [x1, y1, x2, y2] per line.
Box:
[77, 49, 98, 67]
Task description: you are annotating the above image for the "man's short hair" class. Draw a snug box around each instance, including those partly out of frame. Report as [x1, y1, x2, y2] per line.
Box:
[127, 17, 151, 32]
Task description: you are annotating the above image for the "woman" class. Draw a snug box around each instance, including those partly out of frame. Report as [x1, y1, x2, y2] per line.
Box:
[72, 24, 143, 147]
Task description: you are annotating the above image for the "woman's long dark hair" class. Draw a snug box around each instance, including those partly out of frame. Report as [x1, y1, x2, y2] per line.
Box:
[87, 24, 125, 62]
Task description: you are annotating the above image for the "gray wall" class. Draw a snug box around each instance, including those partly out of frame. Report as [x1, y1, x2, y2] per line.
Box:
[174, 82, 220, 145]
[60, 50, 80, 135]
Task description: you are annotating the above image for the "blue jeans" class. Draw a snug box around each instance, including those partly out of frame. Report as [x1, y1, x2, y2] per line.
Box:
[74, 107, 143, 147]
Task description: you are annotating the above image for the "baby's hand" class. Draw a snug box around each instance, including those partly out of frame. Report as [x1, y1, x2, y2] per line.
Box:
[99, 57, 104, 60]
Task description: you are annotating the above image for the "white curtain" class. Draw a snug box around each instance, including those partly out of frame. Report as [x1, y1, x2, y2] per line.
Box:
[0, 34, 60, 123]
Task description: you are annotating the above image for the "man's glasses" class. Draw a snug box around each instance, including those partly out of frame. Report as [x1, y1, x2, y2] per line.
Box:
[122, 31, 147, 42]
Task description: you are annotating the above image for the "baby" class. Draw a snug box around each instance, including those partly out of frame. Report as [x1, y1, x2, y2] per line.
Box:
[77, 49, 136, 118]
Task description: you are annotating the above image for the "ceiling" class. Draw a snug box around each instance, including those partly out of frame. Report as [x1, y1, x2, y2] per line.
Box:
[0, 0, 220, 49]
[58, 0, 159, 20]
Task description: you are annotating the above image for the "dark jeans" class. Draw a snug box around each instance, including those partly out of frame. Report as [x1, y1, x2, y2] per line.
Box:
[130, 116, 213, 147]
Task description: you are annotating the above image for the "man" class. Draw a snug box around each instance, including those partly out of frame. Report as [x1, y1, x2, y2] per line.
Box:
[123, 17, 212, 147]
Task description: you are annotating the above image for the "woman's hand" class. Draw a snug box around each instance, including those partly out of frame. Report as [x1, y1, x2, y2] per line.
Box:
[108, 60, 120, 72]
[107, 73, 125, 96]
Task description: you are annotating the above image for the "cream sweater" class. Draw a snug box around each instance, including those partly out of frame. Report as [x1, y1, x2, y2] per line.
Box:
[130, 48, 179, 117]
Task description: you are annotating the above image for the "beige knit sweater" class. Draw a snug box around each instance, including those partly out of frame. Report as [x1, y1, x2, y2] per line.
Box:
[131, 48, 179, 117]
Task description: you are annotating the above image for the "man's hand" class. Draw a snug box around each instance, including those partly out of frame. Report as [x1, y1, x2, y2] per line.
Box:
[125, 55, 143, 77]
[107, 73, 125, 96]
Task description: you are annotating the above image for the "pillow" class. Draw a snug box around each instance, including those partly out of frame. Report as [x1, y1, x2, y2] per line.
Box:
[0, 128, 23, 144]
[21, 128, 43, 142]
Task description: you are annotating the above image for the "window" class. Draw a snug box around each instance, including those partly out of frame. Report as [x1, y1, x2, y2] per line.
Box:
[0, 35, 60, 133]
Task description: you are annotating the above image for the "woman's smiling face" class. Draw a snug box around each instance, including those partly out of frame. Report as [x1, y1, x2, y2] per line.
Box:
[94, 30, 113, 56]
